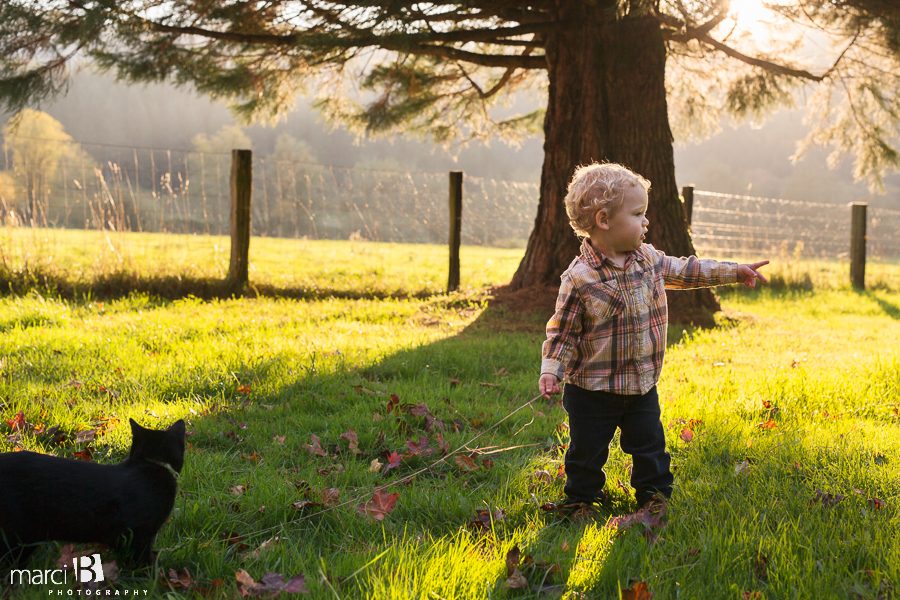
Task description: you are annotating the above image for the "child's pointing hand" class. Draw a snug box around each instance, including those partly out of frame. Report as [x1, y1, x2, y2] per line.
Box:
[737, 260, 769, 288]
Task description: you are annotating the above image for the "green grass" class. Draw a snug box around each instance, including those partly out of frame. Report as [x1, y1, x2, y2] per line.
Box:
[0, 235, 899, 599]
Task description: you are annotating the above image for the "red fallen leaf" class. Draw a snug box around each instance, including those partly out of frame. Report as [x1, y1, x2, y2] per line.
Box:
[482, 458, 494, 469]
[455, 455, 479, 471]
[73, 448, 93, 461]
[868, 497, 886, 510]
[741, 593, 763, 600]
[680, 428, 694, 442]
[358, 490, 399, 521]
[607, 503, 667, 532]
[5, 411, 28, 431]
[688, 418, 703, 429]
[435, 432, 450, 455]
[449, 377, 460, 387]
[273, 435, 285, 445]
[621, 582, 654, 599]
[302, 434, 327, 457]
[323, 488, 340, 505]
[339, 428, 361, 454]
[503, 545, 528, 589]
[405, 437, 434, 457]
[241, 453, 261, 462]
[762, 399, 771, 409]
[236, 385, 252, 395]
[383, 451, 403, 474]
[410, 403, 446, 432]
[758, 419, 777, 429]
[387, 394, 400, 413]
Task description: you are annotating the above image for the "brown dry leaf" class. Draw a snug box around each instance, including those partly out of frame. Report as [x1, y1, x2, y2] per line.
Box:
[369, 459, 383, 473]
[811, 490, 846, 508]
[241, 537, 281, 562]
[868, 497, 886, 510]
[621, 582, 654, 599]
[162, 567, 193, 589]
[302, 434, 327, 457]
[236, 569, 310, 596]
[455, 455, 479, 472]
[229, 485, 250, 496]
[74, 429, 96, 444]
[680, 428, 694, 442]
[273, 435, 286, 446]
[479, 382, 500, 388]
[449, 378, 460, 387]
[291, 500, 323, 512]
[358, 490, 399, 521]
[72, 448, 93, 461]
[435, 432, 450, 455]
[56, 544, 95, 569]
[754, 552, 768, 581]
[503, 545, 529, 589]
[339, 428, 361, 454]
[405, 437, 434, 457]
[741, 592, 763, 600]
[734, 460, 751, 476]
[323, 488, 340, 505]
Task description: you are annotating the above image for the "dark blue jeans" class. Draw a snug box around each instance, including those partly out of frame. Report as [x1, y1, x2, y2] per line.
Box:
[562, 383, 673, 506]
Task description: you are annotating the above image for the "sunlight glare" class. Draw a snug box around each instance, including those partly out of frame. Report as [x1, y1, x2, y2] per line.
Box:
[729, 0, 771, 29]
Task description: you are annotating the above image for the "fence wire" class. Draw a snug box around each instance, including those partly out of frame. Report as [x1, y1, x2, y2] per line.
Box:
[0, 137, 898, 281]
[691, 191, 900, 259]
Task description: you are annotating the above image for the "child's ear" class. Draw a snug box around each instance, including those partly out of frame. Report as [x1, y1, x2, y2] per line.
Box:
[594, 209, 610, 231]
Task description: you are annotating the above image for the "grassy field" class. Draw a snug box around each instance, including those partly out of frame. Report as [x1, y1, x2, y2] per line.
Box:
[0, 234, 899, 599]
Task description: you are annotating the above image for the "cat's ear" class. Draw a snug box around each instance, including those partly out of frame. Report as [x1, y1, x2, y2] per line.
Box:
[130, 418, 141, 434]
[168, 420, 186, 437]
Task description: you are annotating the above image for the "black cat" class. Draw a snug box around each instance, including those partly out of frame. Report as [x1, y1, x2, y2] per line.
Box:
[0, 418, 185, 568]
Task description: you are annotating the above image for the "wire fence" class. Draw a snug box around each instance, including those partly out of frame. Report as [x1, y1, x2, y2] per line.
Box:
[1, 136, 898, 279]
[0, 138, 537, 249]
[691, 190, 900, 260]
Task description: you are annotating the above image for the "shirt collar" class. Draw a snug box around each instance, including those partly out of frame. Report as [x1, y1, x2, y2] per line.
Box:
[580, 239, 645, 269]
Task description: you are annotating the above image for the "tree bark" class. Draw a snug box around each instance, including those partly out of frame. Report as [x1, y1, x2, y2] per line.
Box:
[510, 1, 720, 326]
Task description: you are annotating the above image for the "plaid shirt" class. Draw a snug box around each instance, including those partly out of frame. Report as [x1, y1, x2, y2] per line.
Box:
[542, 240, 738, 394]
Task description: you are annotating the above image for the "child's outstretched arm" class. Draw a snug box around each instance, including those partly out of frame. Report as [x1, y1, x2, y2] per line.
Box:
[736, 260, 769, 288]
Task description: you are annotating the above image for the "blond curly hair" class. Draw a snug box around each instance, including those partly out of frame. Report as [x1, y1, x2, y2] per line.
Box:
[564, 163, 651, 238]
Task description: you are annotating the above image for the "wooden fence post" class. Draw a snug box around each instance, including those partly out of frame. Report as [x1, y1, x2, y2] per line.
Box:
[448, 171, 463, 293]
[681, 185, 694, 226]
[850, 202, 867, 290]
[228, 149, 252, 291]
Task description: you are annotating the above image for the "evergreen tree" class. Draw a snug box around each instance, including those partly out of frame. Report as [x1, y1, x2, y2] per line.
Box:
[2, 1, 898, 318]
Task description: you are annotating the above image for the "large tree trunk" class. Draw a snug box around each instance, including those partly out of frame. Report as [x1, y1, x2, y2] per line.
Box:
[510, 1, 720, 326]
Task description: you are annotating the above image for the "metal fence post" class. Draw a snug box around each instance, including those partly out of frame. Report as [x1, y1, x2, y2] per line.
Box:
[448, 171, 463, 292]
[228, 149, 252, 290]
[850, 202, 867, 290]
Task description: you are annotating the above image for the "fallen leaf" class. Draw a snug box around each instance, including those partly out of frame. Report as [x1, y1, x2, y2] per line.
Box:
[734, 460, 751, 476]
[741, 593, 763, 600]
[339, 429, 361, 454]
[435, 432, 450, 455]
[468, 509, 506, 533]
[236, 569, 310, 596]
[273, 435, 285, 445]
[241, 537, 281, 562]
[236, 385, 252, 395]
[753, 552, 768, 581]
[229, 485, 250, 496]
[387, 394, 400, 412]
[57, 544, 95, 569]
[72, 448, 93, 461]
[680, 428, 694, 442]
[241, 453, 261, 463]
[811, 490, 846, 508]
[455, 455, 479, 471]
[323, 488, 340, 505]
[290, 500, 323, 512]
[758, 419, 777, 429]
[479, 382, 500, 388]
[503, 545, 529, 589]
[369, 459, 383, 473]
[358, 490, 399, 521]
[162, 567, 192, 589]
[405, 436, 434, 457]
[383, 451, 403, 474]
[449, 378, 460, 387]
[5, 411, 28, 432]
[621, 581, 654, 599]
[302, 434, 327, 457]
[868, 497, 886, 510]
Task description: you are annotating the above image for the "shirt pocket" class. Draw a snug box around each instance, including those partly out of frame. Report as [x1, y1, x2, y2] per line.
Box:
[582, 282, 625, 320]
[640, 270, 664, 306]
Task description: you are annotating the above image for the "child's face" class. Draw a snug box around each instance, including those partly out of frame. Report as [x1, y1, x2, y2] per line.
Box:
[598, 185, 649, 252]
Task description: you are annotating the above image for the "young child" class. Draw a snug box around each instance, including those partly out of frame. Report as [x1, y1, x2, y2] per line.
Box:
[538, 162, 768, 513]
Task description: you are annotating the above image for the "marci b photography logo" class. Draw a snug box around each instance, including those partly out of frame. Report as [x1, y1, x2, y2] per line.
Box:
[8, 553, 103, 586]
[74, 554, 105, 584]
